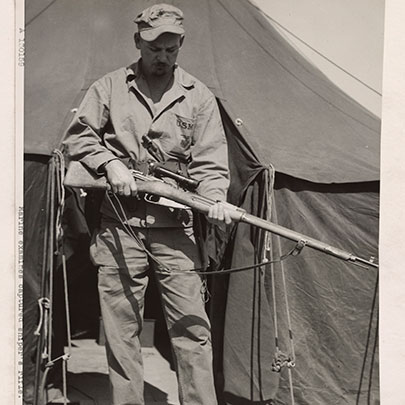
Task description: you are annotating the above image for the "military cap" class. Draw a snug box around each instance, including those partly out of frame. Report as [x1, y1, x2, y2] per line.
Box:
[134, 3, 185, 41]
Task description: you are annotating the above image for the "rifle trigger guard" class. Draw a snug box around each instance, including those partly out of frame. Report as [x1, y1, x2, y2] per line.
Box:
[144, 193, 160, 203]
[292, 239, 307, 256]
[144, 193, 189, 210]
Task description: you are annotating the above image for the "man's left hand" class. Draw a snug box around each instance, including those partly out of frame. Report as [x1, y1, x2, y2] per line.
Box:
[207, 202, 233, 225]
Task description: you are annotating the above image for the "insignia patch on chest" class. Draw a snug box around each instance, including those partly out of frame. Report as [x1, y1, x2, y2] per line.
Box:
[174, 114, 195, 149]
[176, 116, 194, 131]
[180, 133, 192, 149]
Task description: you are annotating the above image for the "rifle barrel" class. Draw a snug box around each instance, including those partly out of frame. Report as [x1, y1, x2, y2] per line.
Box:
[135, 180, 379, 269]
[240, 213, 378, 269]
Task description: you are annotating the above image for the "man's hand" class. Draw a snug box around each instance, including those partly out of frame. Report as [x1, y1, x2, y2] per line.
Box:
[207, 201, 232, 225]
[104, 160, 138, 196]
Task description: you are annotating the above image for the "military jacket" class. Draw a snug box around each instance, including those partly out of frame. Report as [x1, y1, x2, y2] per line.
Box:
[64, 60, 230, 227]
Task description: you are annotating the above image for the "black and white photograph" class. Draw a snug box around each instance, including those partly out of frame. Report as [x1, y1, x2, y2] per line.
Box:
[8, 0, 405, 404]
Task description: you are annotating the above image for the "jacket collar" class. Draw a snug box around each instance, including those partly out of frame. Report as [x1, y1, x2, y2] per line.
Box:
[126, 59, 195, 90]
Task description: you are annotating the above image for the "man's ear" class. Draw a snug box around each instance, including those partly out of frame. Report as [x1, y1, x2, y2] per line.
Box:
[134, 32, 141, 49]
[179, 35, 185, 48]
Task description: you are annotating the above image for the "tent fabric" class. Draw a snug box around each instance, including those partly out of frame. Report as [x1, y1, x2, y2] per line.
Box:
[23, 157, 49, 404]
[216, 114, 379, 403]
[223, 186, 280, 403]
[218, 178, 379, 404]
[268, 177, 379, 405]
[25, 0, 380, 183]
[23, 156, 100, 403]
[24, 1, 380, 404]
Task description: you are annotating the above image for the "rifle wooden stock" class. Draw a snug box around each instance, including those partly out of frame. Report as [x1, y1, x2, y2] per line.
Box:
[64, 161, 378, 269]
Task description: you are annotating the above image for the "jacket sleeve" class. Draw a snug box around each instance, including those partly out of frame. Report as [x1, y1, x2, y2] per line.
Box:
[188, 92, 230, 201]
[62, 78, 118, 174]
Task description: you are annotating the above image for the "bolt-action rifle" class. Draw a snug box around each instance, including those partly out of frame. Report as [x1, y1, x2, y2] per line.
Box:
[64, 160, 378, 269]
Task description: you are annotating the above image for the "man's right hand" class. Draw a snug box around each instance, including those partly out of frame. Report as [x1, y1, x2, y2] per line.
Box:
[104, 160, 138, 196]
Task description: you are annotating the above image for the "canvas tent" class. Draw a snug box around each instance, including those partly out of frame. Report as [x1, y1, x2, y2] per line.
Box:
[24, 0, 380, 404]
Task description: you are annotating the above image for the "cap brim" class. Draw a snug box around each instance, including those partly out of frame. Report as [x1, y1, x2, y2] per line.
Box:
[139, 25, 185, 42]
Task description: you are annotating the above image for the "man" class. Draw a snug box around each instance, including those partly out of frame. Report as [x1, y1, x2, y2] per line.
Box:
[63, 4, 230, 405]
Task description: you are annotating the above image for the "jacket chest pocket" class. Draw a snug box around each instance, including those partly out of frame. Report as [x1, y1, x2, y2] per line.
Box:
[153, 112, 196, 155]
[173, 113, 196, 150]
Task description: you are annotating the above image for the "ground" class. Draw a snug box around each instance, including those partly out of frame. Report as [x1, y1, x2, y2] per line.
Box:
[46, 339, 180, 405]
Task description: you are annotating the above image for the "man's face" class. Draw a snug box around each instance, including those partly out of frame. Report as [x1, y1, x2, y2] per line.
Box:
[136, 32, 183, 77]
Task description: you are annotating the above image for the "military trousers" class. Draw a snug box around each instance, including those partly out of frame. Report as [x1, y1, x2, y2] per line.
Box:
[90, 216, 218, 405]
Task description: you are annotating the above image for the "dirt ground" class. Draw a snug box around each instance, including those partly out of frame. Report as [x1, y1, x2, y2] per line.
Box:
[46, 339, 179, 405]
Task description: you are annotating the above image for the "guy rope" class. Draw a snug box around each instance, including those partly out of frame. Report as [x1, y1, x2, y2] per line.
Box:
[33, 150, 72, 405]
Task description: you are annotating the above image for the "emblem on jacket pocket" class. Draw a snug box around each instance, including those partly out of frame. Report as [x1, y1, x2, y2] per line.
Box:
[176, 116, 194, 130]
[175, 114, 195, 149]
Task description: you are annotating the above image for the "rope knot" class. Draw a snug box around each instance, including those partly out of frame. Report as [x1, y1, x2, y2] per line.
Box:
[272, 350, 295, 372]
[33, 298, 51, 336]
[45, 353, 71, 368]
